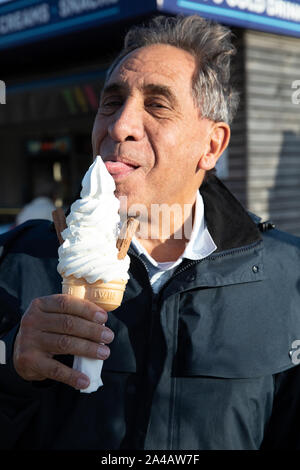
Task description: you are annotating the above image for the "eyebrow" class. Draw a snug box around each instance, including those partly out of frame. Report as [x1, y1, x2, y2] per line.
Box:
[101, 82, 179, 108]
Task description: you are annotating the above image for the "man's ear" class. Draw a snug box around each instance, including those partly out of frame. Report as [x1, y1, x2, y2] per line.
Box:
[198, 122, 231, 171]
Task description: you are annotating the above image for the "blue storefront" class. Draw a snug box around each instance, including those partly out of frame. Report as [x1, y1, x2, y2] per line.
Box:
[0, 0, 299, 49]
[0, 0, 299, 233]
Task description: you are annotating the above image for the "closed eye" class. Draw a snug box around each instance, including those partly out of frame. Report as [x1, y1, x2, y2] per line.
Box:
[145, 99, 171, 111]
[102, 100, 122, 107]
[148, 103, 167, 108]
[98, 97, 123, 114]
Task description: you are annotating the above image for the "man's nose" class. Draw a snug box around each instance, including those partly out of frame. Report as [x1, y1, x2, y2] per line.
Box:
[108, 99, 145, 142]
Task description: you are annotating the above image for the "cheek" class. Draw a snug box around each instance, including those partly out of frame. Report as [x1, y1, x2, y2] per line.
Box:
[91, 117, 106, 154]
[156, 126, 198, 167]
[153, 127, 182, 160]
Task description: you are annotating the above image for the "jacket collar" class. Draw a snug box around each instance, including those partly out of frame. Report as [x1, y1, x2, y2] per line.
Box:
[200, 173, 262, 253]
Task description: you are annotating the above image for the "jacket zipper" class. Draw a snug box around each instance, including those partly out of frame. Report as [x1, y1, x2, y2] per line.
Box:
[127, 249, 159, 448]
[128, 249, 151, 283]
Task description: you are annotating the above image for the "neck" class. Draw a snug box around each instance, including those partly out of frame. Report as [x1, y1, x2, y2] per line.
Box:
[135, 195, 197, 262]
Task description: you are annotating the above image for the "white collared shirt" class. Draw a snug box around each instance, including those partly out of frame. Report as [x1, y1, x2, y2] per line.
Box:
[131, 191, 217, 293]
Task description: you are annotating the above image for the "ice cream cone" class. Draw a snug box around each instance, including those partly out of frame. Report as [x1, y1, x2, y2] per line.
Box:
[61, 275, 127, 311]
[52, 201, 138, 392]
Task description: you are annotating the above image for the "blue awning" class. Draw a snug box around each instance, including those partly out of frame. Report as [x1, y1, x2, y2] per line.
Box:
[160, 0, 300, 38]
[0, 0, 299, 51]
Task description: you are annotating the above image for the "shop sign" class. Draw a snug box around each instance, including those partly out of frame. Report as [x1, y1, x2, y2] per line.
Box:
[161, 0, 300, 37]
[0, 0, 155, 49]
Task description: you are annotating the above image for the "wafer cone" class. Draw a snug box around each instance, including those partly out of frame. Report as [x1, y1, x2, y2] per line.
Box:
[61, 276, 127, 311]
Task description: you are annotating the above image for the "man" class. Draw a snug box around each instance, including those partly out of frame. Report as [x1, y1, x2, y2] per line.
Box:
[1, 15, 300, 450]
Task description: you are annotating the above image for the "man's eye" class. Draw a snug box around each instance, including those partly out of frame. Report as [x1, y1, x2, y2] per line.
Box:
[98, 100, 122, 114]
[102, 100, 122, 107]
[147, 102, 168, 109]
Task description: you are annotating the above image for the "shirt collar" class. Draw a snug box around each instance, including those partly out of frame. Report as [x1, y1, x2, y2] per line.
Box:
[131, 191, 217, 267]
[182, 190, 217, 260]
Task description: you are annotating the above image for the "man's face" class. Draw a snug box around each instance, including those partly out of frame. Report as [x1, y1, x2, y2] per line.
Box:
[92, 44, 214, 213]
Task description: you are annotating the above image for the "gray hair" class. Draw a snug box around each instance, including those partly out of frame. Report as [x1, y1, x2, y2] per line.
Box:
[106, 15, 239, 124]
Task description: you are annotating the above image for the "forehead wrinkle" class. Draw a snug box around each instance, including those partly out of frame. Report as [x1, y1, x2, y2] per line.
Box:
[112, 51, 189, 86]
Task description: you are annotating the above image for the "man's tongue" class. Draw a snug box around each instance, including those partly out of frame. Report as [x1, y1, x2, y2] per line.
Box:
[104, 161, 136, 177]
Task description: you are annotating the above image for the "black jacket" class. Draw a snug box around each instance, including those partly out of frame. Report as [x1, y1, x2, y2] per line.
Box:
[0, 175, 300, 450]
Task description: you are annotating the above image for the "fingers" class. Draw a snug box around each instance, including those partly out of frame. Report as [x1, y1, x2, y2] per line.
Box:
[31, 294, 108, 323]
[39, 331, 111, 360]
[32, 355, 91, 390]
[35, 312, 114, 344]
[13, 330, 92, 389]
[14, 294, 114, 387]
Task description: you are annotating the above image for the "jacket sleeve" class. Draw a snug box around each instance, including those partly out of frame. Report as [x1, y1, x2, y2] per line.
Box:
[0, 323, 43, 449]
[260, 365, 300, 449]
[0, 221, 60, 449]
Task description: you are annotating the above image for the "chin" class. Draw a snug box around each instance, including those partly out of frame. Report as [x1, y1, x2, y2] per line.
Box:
[116, 190, 146, 218]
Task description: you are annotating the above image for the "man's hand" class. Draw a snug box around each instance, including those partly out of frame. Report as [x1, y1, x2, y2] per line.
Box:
[13, 294, 114, 390]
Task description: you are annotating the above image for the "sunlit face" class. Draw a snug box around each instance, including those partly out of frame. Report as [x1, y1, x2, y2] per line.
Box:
[92, 43, 215, 213]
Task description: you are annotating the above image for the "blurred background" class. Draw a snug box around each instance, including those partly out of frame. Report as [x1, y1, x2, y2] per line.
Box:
[0, 0, 299, 234]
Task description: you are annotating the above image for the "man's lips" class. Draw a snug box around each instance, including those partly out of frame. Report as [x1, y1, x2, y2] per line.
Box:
[104, 160, 139, 179]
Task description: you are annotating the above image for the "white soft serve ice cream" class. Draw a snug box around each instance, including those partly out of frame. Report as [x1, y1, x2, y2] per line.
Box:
[57, 156, 130, 283]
